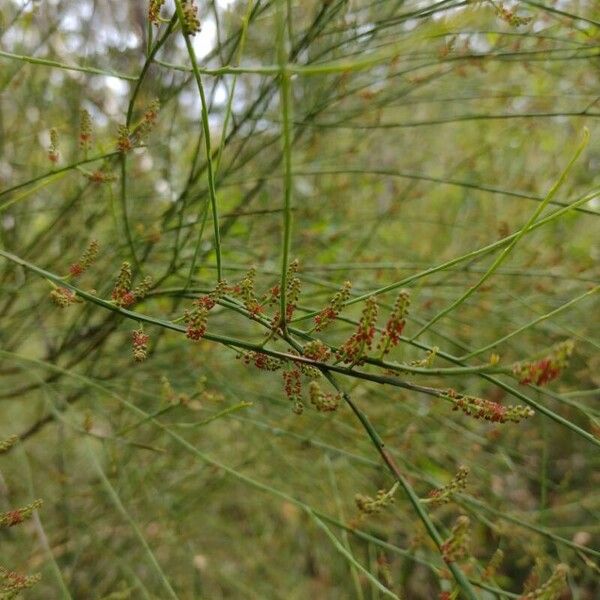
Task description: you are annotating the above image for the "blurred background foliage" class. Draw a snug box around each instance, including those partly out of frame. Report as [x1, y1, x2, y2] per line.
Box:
[0, 0, 599, 598]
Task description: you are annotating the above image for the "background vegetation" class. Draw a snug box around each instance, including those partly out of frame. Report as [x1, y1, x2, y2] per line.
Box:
[0, 0, 598, 598]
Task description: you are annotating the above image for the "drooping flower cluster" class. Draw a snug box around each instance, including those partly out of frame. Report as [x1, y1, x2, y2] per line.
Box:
[355, 482, 397, 516]
[441, 515, 470, 563]
[378, 290, 410, 354]
[69, 239, 99, 278]
[283, 367, 303, 414]
[337, 296, 378, 365]
[427, 465, 469, 507]
[181, 0, 201, 35]
[79, 108, 92, 152]
[85, 170, 115, 184]
[519, 564, 568, 600]
[50, 286, 77, 308]
[0, 500, 43, 530]
[512, 341, 574, 386]
[308, 381, 340, 412]
[444, 389, 534, 424]
[47, 128, 59, 163]
[132, 329, 150, 362]
[314, 281, 352, 331]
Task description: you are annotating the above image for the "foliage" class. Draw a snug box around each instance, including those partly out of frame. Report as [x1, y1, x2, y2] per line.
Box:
[0, 0, 599, 598]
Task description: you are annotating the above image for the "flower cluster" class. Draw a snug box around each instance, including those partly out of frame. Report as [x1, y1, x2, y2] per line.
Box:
[117, 125, 133, 153]
[47, 128, 59, 163]
[149, 0, 166, 24]
[444, 389, 534, 424]
[0, 567, 41, 598]
[308, 381, 340, 412]
[111, 262, 133, 306]
[519, 564, 568, 600]
[69, 239, 99, 277]
[512, 340, 574, 386]
[483, 548, 504, 580]
[117, 100, 161, 153]
[302, 340, 331, 363]
[161, 376, 190, 406]
[50, 286, 77, 308]
[79, 108, 92, 152]
[181, 0, 201, 35]
[0, 500, 43, 530]
[355, 482, 397, 516]
[337, 296, 378, 365]
[427, 465, 469, 507]
[283, 367, 303, 414]
[183, 282, 227, 340]
[378, 290, 410, 354]
[441, 515, 470, 563]
[132, 329, 150, 362]
[240, 351, 283, 371]
[270, 260, 302, 328]
[495, 4, 532, 27]
[231, 267, 262, 316]
[314, 281, 352, 331]
[85, 170, 115, 184]
[184, 303, 208, 340]
[0, 435, 17, 454]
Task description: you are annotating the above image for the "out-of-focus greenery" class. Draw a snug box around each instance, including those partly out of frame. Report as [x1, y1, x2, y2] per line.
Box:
[0, 0, 599, 598]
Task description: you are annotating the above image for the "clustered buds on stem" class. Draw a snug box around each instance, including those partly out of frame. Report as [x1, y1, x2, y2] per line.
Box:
[426, 465, 469, 506]
[132, 329, 149, 362]
[378, 290, 410, 354]
[0, 567, 41, 597]
[69, 239, 99, 277]
[444, 389, 534, 423]
[512, 341, 574, 386]
[47, 128, 59, 163]
[50, 286, 77, 308]
[337, 296, 378, 365]
[308, 381, 340, 412]
[240, 351, 283, 371]
[519, 564, 568, 600]
[441, 515, 470, 563]
[181, 0, 201, 35]
[314, 281, 351, 331]
[355, 482, 398, 516]
[0, 500, 43, 530]
[161, 376, 190, 406]
[79, 109, 92, 152]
